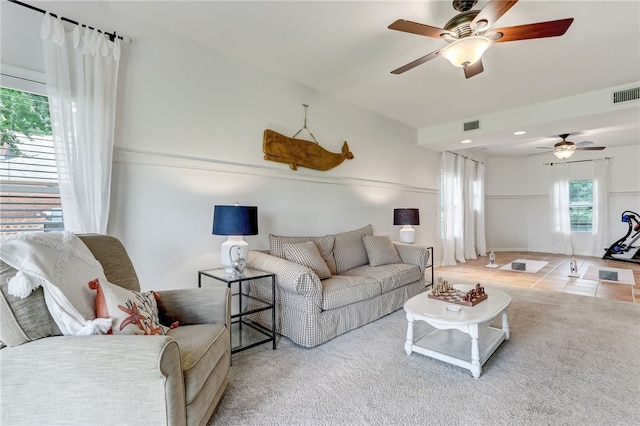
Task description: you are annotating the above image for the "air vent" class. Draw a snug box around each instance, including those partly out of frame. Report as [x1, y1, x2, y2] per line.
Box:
[463, 120, 480, 131]
[612, 87, 640, 104]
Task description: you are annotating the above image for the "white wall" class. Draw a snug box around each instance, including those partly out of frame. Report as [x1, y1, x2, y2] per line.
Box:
[1, 1, 440, 290]
[485, 145, 640, 256]
[3, 1, 638, 291]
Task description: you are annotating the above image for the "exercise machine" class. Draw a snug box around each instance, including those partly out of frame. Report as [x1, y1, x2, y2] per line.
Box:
[603, 210, 640, 264]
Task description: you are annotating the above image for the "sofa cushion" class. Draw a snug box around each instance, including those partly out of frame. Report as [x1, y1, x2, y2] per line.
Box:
[344, 263, 422, 294]
[321, 275, 381, 311]
[269, 234, 336, 274]
[333, 224, 373, 274]
[167, 324, 228, 405]
[362, 235, 402, 266]
[0, 260, 62, 347]
[283, 241, 332, 279]
[78, 234, 141, 292]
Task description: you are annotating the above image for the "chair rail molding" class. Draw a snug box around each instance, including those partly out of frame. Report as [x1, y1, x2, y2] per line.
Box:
[113, 147, 437, 194]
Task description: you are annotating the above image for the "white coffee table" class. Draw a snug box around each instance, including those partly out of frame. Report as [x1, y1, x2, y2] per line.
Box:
[403, 284, 511, 378]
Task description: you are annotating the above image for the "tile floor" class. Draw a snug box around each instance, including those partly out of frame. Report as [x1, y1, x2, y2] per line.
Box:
[434, 251, 640, 304]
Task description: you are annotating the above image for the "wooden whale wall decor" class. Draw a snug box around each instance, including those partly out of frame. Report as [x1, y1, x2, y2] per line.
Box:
[263, 129, 354, 171]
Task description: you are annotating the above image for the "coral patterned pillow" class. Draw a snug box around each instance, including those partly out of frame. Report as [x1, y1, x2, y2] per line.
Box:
[88, 278, 174, 335]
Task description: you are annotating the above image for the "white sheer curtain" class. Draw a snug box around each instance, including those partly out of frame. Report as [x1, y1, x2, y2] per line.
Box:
[41, 14, 121, 233]
[592, 159, 610, 256]
[463, 158, 477, 260]
[475, 162, 487, 256]
[441, 152, 486, 266]
[441, 152, 459, 266]
[549, 162, 573, 255]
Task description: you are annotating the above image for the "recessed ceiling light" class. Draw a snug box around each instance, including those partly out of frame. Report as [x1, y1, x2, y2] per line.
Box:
[461, 139, 472, 144]
[514, 130, 526, 135]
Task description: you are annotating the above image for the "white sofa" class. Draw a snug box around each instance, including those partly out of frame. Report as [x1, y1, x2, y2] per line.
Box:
[246, 225, 430, 347]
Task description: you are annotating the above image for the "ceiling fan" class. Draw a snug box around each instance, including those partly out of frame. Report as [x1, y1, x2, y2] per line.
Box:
[388, 0, 574, 78]
[538, 134, 606, 159]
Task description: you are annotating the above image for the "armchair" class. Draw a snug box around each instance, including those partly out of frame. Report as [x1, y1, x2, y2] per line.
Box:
[0, 234, 230, 426]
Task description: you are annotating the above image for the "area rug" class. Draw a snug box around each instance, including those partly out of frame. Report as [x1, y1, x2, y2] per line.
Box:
[499, 259, 548, 273]
[583, 266, 636, 285]
[209, 285, 640, 425]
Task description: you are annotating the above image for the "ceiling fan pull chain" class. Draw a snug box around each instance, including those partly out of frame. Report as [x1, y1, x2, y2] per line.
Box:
[292, 104, 319, 144]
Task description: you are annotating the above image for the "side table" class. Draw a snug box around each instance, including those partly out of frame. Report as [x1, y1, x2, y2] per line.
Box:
[198, 267, 276, 354]
[425, 246, 434, 288]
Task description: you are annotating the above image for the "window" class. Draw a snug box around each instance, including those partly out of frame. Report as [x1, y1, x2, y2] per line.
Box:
[569, 179, 593, 232]
[0, 86, 63, 235]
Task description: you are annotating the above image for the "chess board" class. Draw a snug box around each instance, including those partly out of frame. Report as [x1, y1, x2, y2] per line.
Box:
[428, 288, 488, 307]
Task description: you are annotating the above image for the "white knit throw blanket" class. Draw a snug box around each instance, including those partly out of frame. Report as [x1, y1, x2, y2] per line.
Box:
[1, 231, 112, 335]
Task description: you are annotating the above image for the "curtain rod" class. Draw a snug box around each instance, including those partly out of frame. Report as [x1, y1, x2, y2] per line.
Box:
[8, 0, 132, 45]
[544, 157, 612, 166]
[445, 151, 484, 165]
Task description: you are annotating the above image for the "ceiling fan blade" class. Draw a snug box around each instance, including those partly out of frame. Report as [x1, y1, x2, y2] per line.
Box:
[576, 147, 606, 151]
[485, 18, 574, 43]
[388, 19, 452, 39]
[391, 49, 442, 74]
[471, 0, 518, 32]
[464, 59, 484, 79]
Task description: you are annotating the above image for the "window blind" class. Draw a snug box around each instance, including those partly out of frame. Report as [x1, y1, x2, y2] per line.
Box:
[1, 133, 63, 236]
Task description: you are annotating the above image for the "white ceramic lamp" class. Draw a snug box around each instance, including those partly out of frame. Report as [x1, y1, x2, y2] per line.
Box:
[212, 204, 258, 274]
[394, 208, 420, 244]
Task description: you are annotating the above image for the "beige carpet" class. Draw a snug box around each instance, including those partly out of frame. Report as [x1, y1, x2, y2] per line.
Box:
[499, 259, 548, 273]
[209, 285, 640, 425]
[583, 266, 635, 285]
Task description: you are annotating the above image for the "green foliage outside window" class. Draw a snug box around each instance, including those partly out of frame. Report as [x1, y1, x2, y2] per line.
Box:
[0, 87, 52, 156]
[569, 180, 593, 232]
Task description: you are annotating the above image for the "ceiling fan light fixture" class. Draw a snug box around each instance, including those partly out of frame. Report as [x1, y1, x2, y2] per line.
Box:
[442, 36, 491, 68]
[554, 149, 575, 160]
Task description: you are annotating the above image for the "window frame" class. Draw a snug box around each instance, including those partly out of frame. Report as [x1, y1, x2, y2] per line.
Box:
[1, 64, 64, 235]
[568, 179, 593, 233]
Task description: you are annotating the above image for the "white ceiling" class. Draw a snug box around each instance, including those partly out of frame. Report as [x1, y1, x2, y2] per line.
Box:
[110, 0, 640, 157]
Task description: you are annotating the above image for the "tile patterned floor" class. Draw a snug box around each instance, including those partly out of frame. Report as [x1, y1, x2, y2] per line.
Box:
[434, 251, 640, 304]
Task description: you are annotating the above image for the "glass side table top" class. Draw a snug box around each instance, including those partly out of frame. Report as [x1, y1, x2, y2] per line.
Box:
[198, 267, 275, 283]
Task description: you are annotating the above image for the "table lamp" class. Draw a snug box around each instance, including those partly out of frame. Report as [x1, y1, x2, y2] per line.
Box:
[212, 204, 258, 274]
[394, 208, 420, 244]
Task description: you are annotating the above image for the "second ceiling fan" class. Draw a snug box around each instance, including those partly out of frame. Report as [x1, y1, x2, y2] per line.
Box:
[389, 0, 574, 78]
[538, 134, 606, 159]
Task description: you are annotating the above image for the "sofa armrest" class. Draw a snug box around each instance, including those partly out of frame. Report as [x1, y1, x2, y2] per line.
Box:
[157, 287, 230, 327]
[393, 243, 430, 274]
[0, 335, 185, 426]
[247, 251, 323, 298]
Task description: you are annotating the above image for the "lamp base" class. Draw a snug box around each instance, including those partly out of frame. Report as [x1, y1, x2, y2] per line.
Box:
[398, 225, 415, 244]
[221, 236, 248, 274]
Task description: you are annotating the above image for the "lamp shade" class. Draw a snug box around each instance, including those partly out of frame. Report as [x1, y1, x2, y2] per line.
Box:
[212, 205, 258, 236]
[394, 208, 420, 226]
[554, 149, 575, 160]
[442, 36, 491, 67]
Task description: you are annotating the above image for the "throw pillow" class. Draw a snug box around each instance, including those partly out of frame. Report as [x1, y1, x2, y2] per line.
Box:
[89, 278, 173, 335]
[283, 241, 332, 279]
[333, 224, 374, 274]
[0, 260, 62, 347]
[1, 231, 111, 336]
[269, 234, 336, 274]
[362, 235, 402, 267]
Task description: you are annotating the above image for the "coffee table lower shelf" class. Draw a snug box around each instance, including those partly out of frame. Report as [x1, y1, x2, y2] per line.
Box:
[409, 325, 506, 376]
